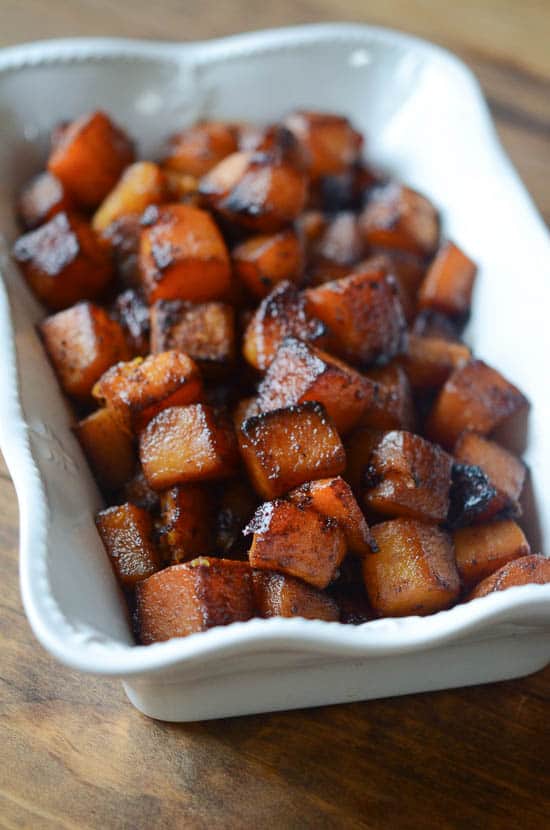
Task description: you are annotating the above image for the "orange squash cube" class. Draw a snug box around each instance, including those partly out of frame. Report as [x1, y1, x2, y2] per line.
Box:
[139, 204, 231, 303]
[18, 171, 73, 230]
[96, 503, 161, 589]
[92, 161, 166, 232]
[40, 302, 130, 401]
[238, 402, 346, 499]
[418, 240, 477, 318]
[247, 499, 347, 589]
[283, 111, 363, 179]
[140, 404, 239, 490]
[397, 334, 471, 389]
[453, 520, 530, 590]
[232, 229, 303, 298]
[136, 558, 254, 644]
[360, 182, 440, 257]
[157, 485, 214, 564]
[467, 555, 550, 600]
[74, 407, 135, 492]
[363, 519, 460, 617]
[252, 570, 339, 620]
[48, 110, 134, 208]
[162, 122, 238, 177]
[454, 432, 526, 520]
[360, 364, 415, 431]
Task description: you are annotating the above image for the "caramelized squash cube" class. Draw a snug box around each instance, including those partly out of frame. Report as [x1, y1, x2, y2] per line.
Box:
[162, 122, 238, 178]
[215, 479, 258, 555]
[242, 281, 327, 371]
[75, 407, 135, 492]
[453, 519, 530, 590]
[360, 364, 415, 431]
[158, 485, 214, 563]
[232, 229, 303, 299]
[101, 214, 142, 288]
[283, 111, 363, 179]
[48, 111, 134, 208]
[364, 430, 453, 522]
[418, 240, 477, 317]
[93, 350, 203, 433]
[454, 432, 526, 520]
[363, 519, 459, 616]
[308, 211, 366, 285]
[96, 503, 160, 589]
[238, 402, 346, 499]
[18, 171, 73, 230]
[447, 462, 498, 529]
[246, 499, 347, 589]
[256, 337, 374, 434]
[92, 161, 166, 232]
[139, 204, 231, 303]
[13, 212, 113, 310]
[140, 404, 239, 490]
[252, 570, 339, 620]
[426, 360, 529, 449]
[467, 554, 550, 600]
[304, 265, 407, 366]
[111, 289, 150, 356]
[40, 302, 130, 401]
[398, 334, 471, 389]
[136, 558, 254, 644]
[360, 182, 440, 257]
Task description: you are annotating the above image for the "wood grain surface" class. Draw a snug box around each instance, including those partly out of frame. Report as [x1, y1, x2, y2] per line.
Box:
[1, 3, 549, 828]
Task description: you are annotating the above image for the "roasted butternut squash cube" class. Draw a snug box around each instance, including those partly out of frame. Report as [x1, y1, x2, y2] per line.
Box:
[48, 110, 134, 208]
[256, 337, 374, 434]
[120, 466, 160, 513]
[289, 476, 373, 556]
[360, 182, 440, 257]
[96, 503, 160, 589]
[162, 122, 238, 178]
[215, 479, 258, 555]
[93, 350, 203, 433]
[363, 519, 459, 616]
[454, 432, 526, 520]
[13, 212, 113, 310]
[246, 499, 347, 589]
[232, 229, 303, 299]
[418, 240, 477, 317]
[150, 299, 236, 376]
[101, 214, 142, 288]
[238, 123, 306, 168]
[238, 402, 346, 499]
[157, 485, 214, 564]
[453, 520, 530, 590]
[397, 334, 471, 389]
[252, 570, 339, 620]
[18, 171, 73, 230]
[242, 281, 327, 371]
[136, 558, 254, 644]
[308, 212, 366, 285]
[40, 302, 130, 401]
[304, 266, 407, 366]
[140, 404, 239, 490]
[467, 554, 550, 600]
[283, 111, 363, 179]
[139, 204, 231, 303]
[447, 462, 497, 529]
[426, 360, 529, 449]
[360, 365, 415, 431]
[111, 289, 150, 356]
[74, 407, 135, 492]
[364, 430, 453, 522]
[199, 150, 307, 232]
[92, 161, 166, 232]
[344, 426, 385, 495]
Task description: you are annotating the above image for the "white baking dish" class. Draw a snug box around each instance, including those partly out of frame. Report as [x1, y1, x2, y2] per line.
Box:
[0, 24, 549, 722]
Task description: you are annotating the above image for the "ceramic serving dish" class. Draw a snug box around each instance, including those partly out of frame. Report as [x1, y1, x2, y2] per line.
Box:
[0, 23, 549, 722]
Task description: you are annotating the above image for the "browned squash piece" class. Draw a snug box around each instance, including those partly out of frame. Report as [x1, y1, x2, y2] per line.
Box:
[238, 123, 305, 168]
[120, 466, 160, 513]
[252, 570, 339, 620]
[199, 150, 307, 232]
[48, 111, 135, 208]
[136, 558, 254, 644]
[418, 240, 477, 318]
[288, 476, 373, 556]
[360, 182, 440, 257]
[93, 350, 203, 433]
[467, 554, 550, 600]
[92, 161, 166, 232]
[149, 299, 235, 376]
[242, 280, 327, 371]
[157, 485, 214, 563]
[101, 214, 142, 288]
[454, 432, 526, 520]
[246, 499, 347, 589]
[397, 334, 471, 389]
[308, 211, 366, 285]
[233, 396, 262, 430]
[304, 265, 407, 366]
[74, 408, 135, 492]
[40, 302, 130, 401]
[139, 203, 231, 303]
[162, 122, 238, 177]
[283, 111, 363, 180]
[18, 171, 73, 230]
[238, 402, 345, 499]
[13, 212, 113, 310]
[232, 229, 303, 299]
[256, 337, 374, 435]
[453, 520, 530, 590]
[360, 364, 415, 432]
[215, 479, 258, 556]
[111, 289, 150, 356]
[344, 427, 385, 494]
[140, 404, 239, 490]
[96, 502, 161, 589]
[363, 519, 460, 617]
[364, 430, 453, 522]
[426, 360, 529, 449]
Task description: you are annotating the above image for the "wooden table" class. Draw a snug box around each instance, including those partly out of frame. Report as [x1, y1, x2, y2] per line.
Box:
[1, 3, 549, 828]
